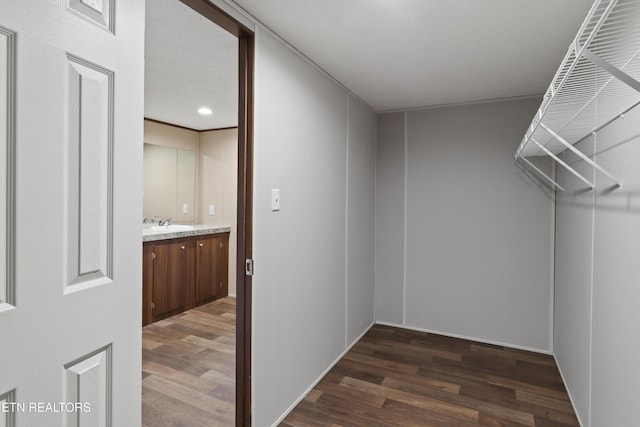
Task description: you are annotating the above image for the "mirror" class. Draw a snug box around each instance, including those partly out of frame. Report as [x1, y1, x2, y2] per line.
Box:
[143, 143, 196, 222]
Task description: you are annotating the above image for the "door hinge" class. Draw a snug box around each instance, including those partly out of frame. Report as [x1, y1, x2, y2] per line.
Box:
[151, 302, 155, 310]
[245, 259, 254, 276]
[152, 251, 156, 261]
[220, 242, 223, 248]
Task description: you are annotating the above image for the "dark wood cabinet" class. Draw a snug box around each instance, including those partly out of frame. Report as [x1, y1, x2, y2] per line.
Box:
[152, 241, 189, 319]
[142, 244, 154, 326]
[195, 234, 229, 306]
[142, 232, 229, 326]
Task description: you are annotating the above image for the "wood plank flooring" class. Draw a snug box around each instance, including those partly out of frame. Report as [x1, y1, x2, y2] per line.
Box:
[281, 325, 579, 427]
[142, 297, 236, 427]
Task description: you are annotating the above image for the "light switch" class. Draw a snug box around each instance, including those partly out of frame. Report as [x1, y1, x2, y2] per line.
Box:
[209, 205, 215, 215]
[182, 203, 188, 214]
[271, 189, 280, 211]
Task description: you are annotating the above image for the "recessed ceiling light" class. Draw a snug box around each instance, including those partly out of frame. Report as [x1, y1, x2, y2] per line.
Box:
[198, 107, 213, 115]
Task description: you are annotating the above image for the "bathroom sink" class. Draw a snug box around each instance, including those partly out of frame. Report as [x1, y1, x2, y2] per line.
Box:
[150, 224, 195, 232]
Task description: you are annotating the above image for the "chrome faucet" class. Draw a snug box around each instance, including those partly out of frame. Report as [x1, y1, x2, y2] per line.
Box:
[143, 216, 161, 224]
[158, 217, 172, 226]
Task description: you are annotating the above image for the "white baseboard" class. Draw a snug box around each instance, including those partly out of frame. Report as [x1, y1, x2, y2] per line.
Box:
[375, 321, 553, 355]
[270, 321, 376, 427]
[553, 353, 585, 427]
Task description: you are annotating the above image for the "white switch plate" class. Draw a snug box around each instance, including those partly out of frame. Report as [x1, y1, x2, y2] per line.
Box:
[271, 189, 280, 211]
[182, 203, 188, 214]
[208, 205, 215, 215]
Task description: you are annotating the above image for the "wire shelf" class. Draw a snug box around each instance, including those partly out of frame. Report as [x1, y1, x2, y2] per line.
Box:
[515, 0, 640, 190]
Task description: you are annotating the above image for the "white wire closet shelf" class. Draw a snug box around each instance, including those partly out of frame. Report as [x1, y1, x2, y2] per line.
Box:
[515, 0, 640, 191]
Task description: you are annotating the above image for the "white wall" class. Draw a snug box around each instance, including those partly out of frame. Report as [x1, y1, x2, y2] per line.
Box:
[200, 128, 238, 295]
[374, 112, 405, 324]
[553, 146, 593, 426]
[554, 104, 640, 427]
[252, 27, 376, 426]
[346, 97, 376, 344]
[143, 119, 200, 151]
[376, 98, 555, 352]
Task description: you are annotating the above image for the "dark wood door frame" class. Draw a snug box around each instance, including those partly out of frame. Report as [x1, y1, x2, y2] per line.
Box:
[178, 1, 254, 425]
[236, 33, 254, 427]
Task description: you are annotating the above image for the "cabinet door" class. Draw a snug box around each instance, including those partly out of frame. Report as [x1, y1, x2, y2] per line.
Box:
[153, 241, 188, 319]
[142, 244, 154, 326]
[219, 233, 229, 297]
[196, 236, 221, 305]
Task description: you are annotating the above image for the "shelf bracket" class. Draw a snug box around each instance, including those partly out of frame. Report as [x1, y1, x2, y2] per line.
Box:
[517, 156, 565, 192]
[582, 48, 640, 94]
[531, 138, 594, 189]
[540, 123, 622, 189]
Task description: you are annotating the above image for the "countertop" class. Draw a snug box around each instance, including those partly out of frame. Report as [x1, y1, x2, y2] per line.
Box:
[142, 224, 231, 243]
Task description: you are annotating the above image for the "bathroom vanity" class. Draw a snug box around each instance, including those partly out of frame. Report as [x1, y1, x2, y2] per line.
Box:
[142, 225, 230, 326]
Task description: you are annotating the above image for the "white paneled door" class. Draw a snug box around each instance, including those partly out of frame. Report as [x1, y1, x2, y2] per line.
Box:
[0, 1, 144, 425]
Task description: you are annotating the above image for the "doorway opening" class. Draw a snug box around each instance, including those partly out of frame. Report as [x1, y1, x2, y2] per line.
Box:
[142, 0, 253, 425]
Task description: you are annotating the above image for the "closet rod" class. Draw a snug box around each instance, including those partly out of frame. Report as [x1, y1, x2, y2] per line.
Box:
[539, 123, 622, 189]
[517, 156, 565, 192]
[573, 101, 640, 147]
[531, 139, 594, 189]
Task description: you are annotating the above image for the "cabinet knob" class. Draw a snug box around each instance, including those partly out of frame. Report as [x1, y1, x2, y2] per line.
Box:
[180, 245, 185, 250]
[199, 243, 204, 247]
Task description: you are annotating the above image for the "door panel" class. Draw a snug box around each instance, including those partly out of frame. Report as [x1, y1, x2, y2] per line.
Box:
[0, 26, 12, 306]
[0, 1, 144, 425]
[66, 54, 113, 288]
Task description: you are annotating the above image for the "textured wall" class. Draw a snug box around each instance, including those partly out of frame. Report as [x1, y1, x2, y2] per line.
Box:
[252, 27, 376, 426]
[554, 103, 640, 427]
[376, 98, 555, 352]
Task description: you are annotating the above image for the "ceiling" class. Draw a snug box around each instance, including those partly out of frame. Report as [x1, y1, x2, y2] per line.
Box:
[144, 0, 238, 130]
[234, 0, 593, 111]
[145, 0, 594, 126]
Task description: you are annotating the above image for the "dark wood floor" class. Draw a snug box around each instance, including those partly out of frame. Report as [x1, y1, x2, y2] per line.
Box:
[142, 297, 236, 427]
[281, 325, 579, 427]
